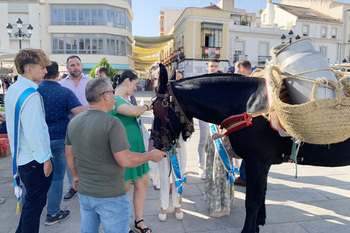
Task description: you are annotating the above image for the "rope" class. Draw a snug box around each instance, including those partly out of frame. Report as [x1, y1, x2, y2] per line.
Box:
[270, 67, 338, 91]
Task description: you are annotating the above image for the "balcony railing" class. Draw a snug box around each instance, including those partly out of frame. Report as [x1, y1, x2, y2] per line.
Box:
[258, 56, 272, 66]
[231, 14, 252, 26]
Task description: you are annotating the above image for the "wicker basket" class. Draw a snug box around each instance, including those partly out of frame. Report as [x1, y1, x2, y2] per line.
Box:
[269, 67, 350, 145]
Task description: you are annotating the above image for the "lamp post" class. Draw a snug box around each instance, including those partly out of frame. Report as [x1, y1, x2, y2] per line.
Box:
[6, 18, 33, 50]
[281, 30, 301, 44]
[281, 34, 286, 44]
[288, 30, 294, 44]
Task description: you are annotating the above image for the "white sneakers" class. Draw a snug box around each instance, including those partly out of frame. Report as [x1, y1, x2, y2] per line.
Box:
[175, 211, 184, 221]
[158, 213, 167, 222]
[158, 208, 184, 221]
[199, 167, 206, 180]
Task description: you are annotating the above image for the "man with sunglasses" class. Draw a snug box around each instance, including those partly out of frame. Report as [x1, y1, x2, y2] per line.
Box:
[65, 77, 166, 233]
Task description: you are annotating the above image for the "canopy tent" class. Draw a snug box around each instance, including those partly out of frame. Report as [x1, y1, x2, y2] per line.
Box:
[134, 34, 174, 45]
[133, 56, 159, 63]
[0, 47, 17, 62]
[133, 46, 164, 57]
[132, 35, 174, 71]
[135, 41, 170, 49]
[134, 60, 157, 71]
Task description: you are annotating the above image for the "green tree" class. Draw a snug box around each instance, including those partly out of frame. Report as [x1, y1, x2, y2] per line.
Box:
[89, 57, 118, 81]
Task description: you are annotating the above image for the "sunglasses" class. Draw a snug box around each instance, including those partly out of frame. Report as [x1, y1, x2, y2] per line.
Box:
[99, 90, 115, 95]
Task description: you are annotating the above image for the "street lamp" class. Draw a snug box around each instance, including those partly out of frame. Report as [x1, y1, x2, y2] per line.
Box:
[281, 30, 301, 44]
[288, 30, 294, 44]
[281, 34, 286, 44]
[6, 18, 33, 50]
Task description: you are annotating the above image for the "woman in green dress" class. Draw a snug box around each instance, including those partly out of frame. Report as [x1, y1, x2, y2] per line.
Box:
[110, 71, 151, 233]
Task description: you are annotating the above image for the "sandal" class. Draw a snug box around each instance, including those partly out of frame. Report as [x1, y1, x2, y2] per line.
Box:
[134, 219, 152, 233]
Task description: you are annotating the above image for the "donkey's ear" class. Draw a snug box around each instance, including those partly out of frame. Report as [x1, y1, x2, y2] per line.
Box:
[158, 63, 168, 94]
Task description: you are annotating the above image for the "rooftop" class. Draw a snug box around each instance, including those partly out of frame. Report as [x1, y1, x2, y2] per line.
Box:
[277, 3, 341, 23]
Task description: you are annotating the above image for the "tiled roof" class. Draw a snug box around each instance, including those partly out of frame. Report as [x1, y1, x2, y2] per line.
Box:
[277, 3, 341, 23]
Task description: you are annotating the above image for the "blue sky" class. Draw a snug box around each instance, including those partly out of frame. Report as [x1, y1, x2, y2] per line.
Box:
[132, 0, 348, 37]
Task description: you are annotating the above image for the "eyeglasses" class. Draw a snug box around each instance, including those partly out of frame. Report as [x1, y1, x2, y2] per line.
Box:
[99, 90, 115, 95]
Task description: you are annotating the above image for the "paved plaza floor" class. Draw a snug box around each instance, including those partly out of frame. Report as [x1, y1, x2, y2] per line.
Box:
[1, 91, 350, 233]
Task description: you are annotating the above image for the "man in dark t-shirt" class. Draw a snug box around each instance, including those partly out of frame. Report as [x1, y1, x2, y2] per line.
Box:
[37, 61, 85, 226]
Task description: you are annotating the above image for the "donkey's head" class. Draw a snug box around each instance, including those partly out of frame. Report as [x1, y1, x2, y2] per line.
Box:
[151, 63, 193, 151]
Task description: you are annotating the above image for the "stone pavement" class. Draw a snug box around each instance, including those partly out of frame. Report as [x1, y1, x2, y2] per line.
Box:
[1, 91, 350, 233]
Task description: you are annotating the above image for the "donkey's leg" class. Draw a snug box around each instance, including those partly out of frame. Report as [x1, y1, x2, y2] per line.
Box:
[257, 179, 268, 226]
[254, 179, 268, 233]
[241, 159, 270, 233]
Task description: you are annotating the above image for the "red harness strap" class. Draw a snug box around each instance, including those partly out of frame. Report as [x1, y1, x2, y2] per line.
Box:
[220, 112, 253, 136]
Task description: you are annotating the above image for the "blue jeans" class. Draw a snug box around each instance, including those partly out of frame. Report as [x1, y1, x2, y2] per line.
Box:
[47, 139, 66, 215]
[240, 160, 246, 183]
[16, 160, 53, 233]
[79, 193, 131, 233]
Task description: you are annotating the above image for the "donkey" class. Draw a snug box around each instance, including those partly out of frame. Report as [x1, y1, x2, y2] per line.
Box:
[151, 64, 350, 233]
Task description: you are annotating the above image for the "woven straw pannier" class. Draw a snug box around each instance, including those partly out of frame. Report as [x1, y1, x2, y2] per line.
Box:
[269, 67, 350, 145]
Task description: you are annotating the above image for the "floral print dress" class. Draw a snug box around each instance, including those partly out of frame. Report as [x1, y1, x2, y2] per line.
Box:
[204, 131, 235, 213]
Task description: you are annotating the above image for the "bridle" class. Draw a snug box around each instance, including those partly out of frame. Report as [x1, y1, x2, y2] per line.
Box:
[151, 84, 194, 151]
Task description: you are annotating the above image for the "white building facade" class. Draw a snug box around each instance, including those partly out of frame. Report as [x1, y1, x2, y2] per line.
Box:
[0, 0, 134, 73]
[229, 18, 289, 67]
[261, 1, 343, 64]
[280, 0, 350, 63]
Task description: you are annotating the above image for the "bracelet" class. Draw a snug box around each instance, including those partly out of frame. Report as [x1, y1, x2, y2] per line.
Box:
[144, 104, 149, 111]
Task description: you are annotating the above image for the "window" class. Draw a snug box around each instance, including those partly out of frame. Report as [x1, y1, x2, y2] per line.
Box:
[52, 34, 130, 55]
[234, 41, 244, 62]
[331, 28, 337, 39]
[319, 45, 327, 57]
[259, 43, 268, 56]
[51, 5, 130, 30]
[321, 27, 327, 38]
[65, 38, 78, 54]
[126, 15, 132, 31]
[51, 7, 64, 25]
[302, 25, 309, 36]
[78, 6, 90, 25]
[201, 23, 223, 48]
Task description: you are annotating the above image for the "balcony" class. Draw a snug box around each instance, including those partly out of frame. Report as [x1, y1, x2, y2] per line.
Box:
[258, 56, 272, 66]
[231, 14, 252, 26]
[202, 47, 220, 59]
